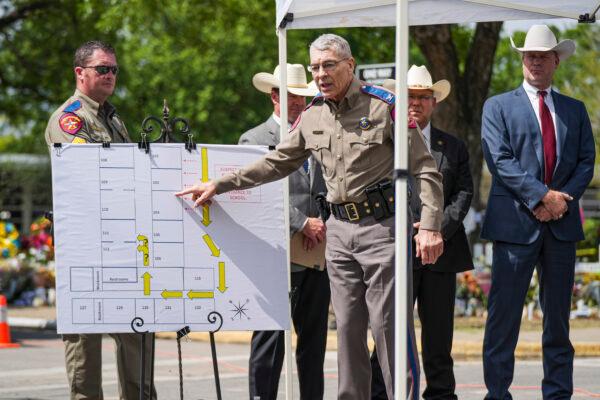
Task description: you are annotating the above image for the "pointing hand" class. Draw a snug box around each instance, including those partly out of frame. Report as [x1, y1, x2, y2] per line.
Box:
[175, 181, 217, 208]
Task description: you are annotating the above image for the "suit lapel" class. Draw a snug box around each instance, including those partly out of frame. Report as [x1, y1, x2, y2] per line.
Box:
[429, 128, 444, 172]
[266, 116, 281, 146]
[516, 87, 544, 170]
[551, 90, 568, 172]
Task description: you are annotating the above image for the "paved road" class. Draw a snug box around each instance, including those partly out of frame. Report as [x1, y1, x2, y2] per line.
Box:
[1, 329, 599, 399]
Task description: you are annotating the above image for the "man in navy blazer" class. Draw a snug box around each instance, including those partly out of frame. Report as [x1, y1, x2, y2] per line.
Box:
[481, 25, 595, 400]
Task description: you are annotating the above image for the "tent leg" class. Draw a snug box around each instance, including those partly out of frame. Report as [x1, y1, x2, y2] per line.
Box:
[277, 26, 294, 400]
[394, 0, 410, 399]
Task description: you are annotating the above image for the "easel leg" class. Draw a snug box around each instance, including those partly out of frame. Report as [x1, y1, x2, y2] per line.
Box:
[210, 332, 222, 400]
[150, 333, 155, 399]
[177, 335, 184, 400]
[139, 333, 146, 400]
[176, 326, 190, 400]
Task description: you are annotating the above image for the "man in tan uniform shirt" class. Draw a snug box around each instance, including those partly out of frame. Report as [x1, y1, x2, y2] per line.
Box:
[177, 34, 444, 400]
[45, 41, 155, 400]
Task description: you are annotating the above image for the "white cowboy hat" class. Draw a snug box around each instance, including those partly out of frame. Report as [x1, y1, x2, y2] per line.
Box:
[253, 64, 318, 97]
[510, 24, 575, 61]
[382, 65, 451, 102]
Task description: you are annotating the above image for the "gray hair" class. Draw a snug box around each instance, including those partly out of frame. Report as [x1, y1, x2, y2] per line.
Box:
[309, 34, 352, 59]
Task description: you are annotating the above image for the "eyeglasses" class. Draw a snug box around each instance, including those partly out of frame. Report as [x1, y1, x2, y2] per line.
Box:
[81, 65, 119, 75]
[408, 94, 434, 102]
[307, 58, 349, 74]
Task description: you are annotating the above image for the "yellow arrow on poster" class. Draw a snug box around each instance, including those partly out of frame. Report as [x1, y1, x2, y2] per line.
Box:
[202, 205, 212, 227]
[161, 290, 183, 299]
[142, 272, 152, 296]
[201, 147, 209, 182]
[218, 261, 228, 293]
[202, 234, 220, 257]
[187, 291, 214, 299]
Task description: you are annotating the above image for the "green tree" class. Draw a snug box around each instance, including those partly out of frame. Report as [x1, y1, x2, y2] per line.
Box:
[1, 2, 598, 200]
[0, 1, 417, 151]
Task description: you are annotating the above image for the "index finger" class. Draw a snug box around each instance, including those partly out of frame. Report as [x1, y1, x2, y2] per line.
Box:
[175, 187, 198, 197]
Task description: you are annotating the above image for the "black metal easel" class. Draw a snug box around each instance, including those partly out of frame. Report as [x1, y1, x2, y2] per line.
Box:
[131, 101, 224, 400]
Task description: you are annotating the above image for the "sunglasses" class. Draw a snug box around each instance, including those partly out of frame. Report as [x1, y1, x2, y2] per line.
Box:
[82, 65, 119, 75]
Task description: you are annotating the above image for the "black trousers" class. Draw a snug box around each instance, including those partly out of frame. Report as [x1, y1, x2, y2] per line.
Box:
[371, 267, 457, 400]
[249, 267, 330, 400]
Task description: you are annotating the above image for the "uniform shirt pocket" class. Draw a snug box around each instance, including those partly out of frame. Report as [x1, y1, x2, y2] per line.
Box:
[346, 127, 384, 169]
[305, 133, 332, 175]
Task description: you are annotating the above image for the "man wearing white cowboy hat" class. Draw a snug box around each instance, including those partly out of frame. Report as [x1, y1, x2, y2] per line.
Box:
[240, 63, 331, 400]
[481, 24, 594, 399]
[371, 66, 473, 400]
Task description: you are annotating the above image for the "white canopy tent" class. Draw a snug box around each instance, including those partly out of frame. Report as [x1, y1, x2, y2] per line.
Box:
[277, 0, 599, 28]
[273, 1, 599, 399]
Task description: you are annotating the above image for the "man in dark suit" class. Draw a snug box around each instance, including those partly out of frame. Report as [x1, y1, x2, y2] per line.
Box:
[481, 25, 595, 399]
[371, 66, 474, 400]
[240, 63, 330, 400]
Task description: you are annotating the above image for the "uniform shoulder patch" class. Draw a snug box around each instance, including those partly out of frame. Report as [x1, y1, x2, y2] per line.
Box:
[59, 113, 83, 135]
[361, 85, 395, 105]
[290, 95, 324, 131]
[63, 100, 82, 113]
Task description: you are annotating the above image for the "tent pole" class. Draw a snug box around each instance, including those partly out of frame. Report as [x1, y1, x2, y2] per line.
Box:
[277, 26, 294, 400]
[394, 0, 409, 399]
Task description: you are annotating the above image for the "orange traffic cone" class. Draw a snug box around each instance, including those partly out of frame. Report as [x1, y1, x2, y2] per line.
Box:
[0, 295, 20, 348]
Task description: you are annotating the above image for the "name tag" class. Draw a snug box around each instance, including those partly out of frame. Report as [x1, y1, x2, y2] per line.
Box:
[312, 130, 323, 135]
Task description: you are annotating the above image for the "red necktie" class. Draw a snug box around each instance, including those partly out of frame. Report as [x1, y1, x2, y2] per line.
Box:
[538, 90, 556, 185]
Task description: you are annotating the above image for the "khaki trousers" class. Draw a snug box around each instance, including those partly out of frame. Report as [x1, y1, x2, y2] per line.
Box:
[326, 215, 419, 400]
[63, 333, 156, 400]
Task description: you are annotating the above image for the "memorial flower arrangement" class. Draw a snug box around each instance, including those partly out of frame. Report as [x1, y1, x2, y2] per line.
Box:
[0, 217, 55, 305]
[456, 271, 487, 316]
[0, 220, 20, 258]
[454, 267, 600, 319]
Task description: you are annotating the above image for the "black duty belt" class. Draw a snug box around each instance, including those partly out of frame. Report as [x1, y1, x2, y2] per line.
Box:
[330, 179, 396, 222]
[330, 200, 374, 222]
[330, 199, 394, 222]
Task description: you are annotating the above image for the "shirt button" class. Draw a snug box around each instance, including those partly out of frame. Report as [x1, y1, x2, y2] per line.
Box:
[362, 137, 368, 143]
[337, 154, 342, 160]
[338, 176, 343, 181]
[336, 134, 341, 139]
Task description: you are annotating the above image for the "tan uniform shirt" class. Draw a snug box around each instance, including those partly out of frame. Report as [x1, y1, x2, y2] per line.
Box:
[45, 89, 130, 144]
[215, 78, 443, 231]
